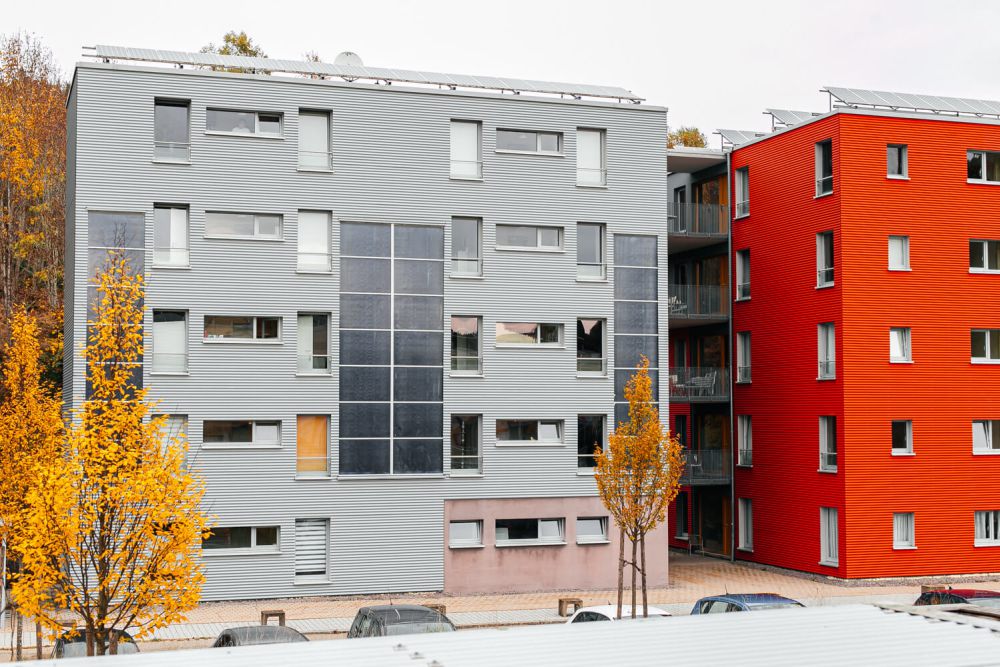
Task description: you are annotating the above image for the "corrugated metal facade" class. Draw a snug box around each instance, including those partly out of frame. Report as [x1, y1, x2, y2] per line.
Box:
[66, 63, 668, 599]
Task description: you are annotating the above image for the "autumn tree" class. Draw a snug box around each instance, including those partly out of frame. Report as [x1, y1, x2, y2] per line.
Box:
[0, 307, 64, 660]
[0, 33, 66, 387]
[667, 126, 708, 148]
[11, 254, 210, 656]
[594, 356, 684, 619]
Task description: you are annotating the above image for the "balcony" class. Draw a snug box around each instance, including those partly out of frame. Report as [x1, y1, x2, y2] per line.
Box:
[668, 283, 730, 327]
[669, 367, 730, 403]
[668, 203, 729, 252]
[680, 448, 731, 486]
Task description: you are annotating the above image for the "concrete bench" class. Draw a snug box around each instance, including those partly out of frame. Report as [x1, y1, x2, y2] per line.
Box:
[558, 597, 583, 617]
[260, 610, 286, 626]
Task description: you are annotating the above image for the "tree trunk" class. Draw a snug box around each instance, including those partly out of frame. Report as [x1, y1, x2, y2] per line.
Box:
[35, 621, 42, 659]
[641, 531, 648, 617]
[616, 527, 624, 619]
[630, 537, 638, 618]
[86, 625, 94, 657]
[14, 608, 22, 662]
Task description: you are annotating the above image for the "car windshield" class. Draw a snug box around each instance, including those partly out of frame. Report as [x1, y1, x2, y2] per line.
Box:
[383, 622, 454, 636]
[967, 597, 1000, 609]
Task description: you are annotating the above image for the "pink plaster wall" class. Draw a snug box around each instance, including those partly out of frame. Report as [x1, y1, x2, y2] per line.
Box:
[443, 496, 671, 594]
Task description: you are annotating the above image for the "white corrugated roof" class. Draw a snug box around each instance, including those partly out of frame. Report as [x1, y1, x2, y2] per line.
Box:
[29, 605, 1000, 667]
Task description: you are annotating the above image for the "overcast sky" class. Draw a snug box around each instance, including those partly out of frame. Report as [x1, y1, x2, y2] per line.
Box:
[7, 0, 1000, 143]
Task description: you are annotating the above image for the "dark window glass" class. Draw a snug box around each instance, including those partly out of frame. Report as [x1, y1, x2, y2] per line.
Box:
[340, 330, 391, 365]
[341, 222, 390, 257]
[577, 415, 604, 467]
[496, 420, 537, 441]
[392, 439, 443, 474]
[394, 296, 443, 331]
[88, 211, 145, 249]
[338, 366, 390, 401]
[87, 248, 145, 282]
[614, 403, 629, 428]
[968, 151, 983, 180]
[394, 331, 444, 366]
[393, 367, 442, 401]
[394, 260, 444, 295]
[496, 130, 537, 151]
[496, 519, 538, 540]
[340, 403, 390, 438]
[615, 335, 659, 369]
[988, 152, 1000, 182]
[339, 440, 390, 474]
[450, 416, 480, 470]
[340, 295, 391, 330]
[203, 527, 251, 549]
[614, 268, 658, 300]
[311, 314, 329, 357]
[206, 109, 256, 133]
[394, 225, 444, 259]
[675, 492, 688, 536]
[614, 235, 657, 267]
[675, 415, 687, 446]
[255, 526, 279, 546]
[340, 258, 391, 293]
[203, 420, 253, 443]
[255, 317, 280, 339]
[577, 319, 603, 365]
[891, 421, 909, 450]
[615, 369, 658, 402]
[393, 403, 442, 438]
[614, 302, 658, 334]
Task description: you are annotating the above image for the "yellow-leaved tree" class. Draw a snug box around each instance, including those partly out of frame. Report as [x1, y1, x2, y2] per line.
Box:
[0, 307, 64, 660]
[595, 356, 684, 619]
[12, 253, 210, 656]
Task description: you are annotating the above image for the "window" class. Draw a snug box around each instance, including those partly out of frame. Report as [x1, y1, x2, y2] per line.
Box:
[820, 507, 838, 566]
[738, 499, 753, 550]
[157, 415, 188, 445]
[496, 322, 562, 346]
[819, 416, 837, 472]
[970, 240, 1000, 272]
[967, 150, 1000, 183]
[675, 492, 688, 538]
[496, 225, 562, 251]
[892, 420, 913, 454]
[818, 323, 835, 379]
[297, 313, 329, 374]
[736, 332, 751, 383]
[450, 120, 482, 179]
[577, 415, 605, 469]
[496, 419, 562, 444]
[816, 231, 834, 287]
[203, 420, 280, 446]
[888, 235, 910, 270]
[296, 415, 329, 476]
[893, 512, 915, 549]
[294, 518, 329, 579]
[889, 327, 911, 362]
[298, 211, 331, 271]
[576, 517, 608, 544]
[577, 223, 606, 279]
[972, 329, 1000, 362]
[496, 129, 561, 154]
[449, 520, 483, 548]
[203, 526, 278, 552]
[153, 205, 189, 266]
[152, 310, 187, 373]
[205, 211, 282, 240]
[577, 319, 605, 374]
[450, 316, 481, 374]
[450, 415, 481, 474]
[975, 510, 1000, 546]
[735, 167, 749, 217]
[737, 415, 752, 467]
[206, 109, 282, 136]
[204, 315, 281, 341]
[298, 110, 331, 169]
[495, 518, 564, 546]
[154, 99, 190, 161]
[815, 139, 833, 195]
[577, 128, 606, 186]
[613, 234, 659, 425]
[675, 414, 687, 447]
[887, 144, 908, 178]
[451, 217, 482, 276]
[973, 420, 1000, 453]
[735, 249, 750, 300]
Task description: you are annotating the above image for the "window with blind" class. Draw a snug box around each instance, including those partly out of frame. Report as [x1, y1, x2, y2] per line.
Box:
[738, 498, 753, 551]
[820, 507, 838, 566]
[152, 310, 187, 373]
[889, 235, 910, 270]
[153, 205, 189, 266]
[816, 231, 834, 287]
[296, 415, 329, 477]
[975, 510, 1000, 546]
[298, 211, 331, 271]
[818, 322, 835, 379]
[299, 110, 331, 170]
[450, 120, 481, 179]
[451, 217, 482, 276]
[154, 99, 190, 162]
[819, 416, 837, 472]
[893, 512, 915, 549]
[294, 518, 329, 579]
[890, 327, 911, 362]
[973, 420, 1000, 453]
[577, 128, 606, 186]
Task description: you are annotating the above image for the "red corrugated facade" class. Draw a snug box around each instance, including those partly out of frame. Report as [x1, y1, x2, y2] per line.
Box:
[731, 110, 1000, 578]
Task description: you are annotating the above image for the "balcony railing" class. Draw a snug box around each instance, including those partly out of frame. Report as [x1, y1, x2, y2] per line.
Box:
[820, 450, 837, 472]
[668, 203, 729, 236]
[669, 367, 730, 402]
[296, 456, 330, 477]
[680, 448, 731, 485]
[818, 360, 835, 379]
[738, 448, 753, 467]
[668, 283, 730, 320]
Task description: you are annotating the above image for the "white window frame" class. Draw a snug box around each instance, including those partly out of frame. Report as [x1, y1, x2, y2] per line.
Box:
[892, 420, 913, 455]
[204, 315, 282, 343]
[887, 144, 908, 179]
[735, 249, 750, 300]
[153, 205, 190, 267]
[448, 520, 483, 548]
[495, 518, 565, 547]
[819, 416, 837, 472]
[816, 231, 834, 287]
[815, 139, 833, 196]
[205, 108, 283, 137]
[153, 98, 190, 163]
[975, 510, 1000, 547]
[496, 419, 564, 445]
[577, 414, 605, 471]
[205, 211, 283, 240]
[973, 420, 1000, 454]
[450, 315, 482, 375]
[450, 120, 482, 179]
[576, 222, 606, 280]
[888, 235, 910, 271]
[295, 414, 330, 478]
[735, 167, 749, 218]
[576, 318, 606, 375]
[296, 313, 330, 375]
[736, 331, 751, 383]
[970, 239, 1000, 273]
[297, 210, 331, 272]
[818, 322, 836, 379]
[576, 517, 609, 545]
[202, 420, 281, 448]
[495, 224, 564, 252]
[202, 525, 280, 555]
[967, 150, 1000, 184]
[972, 329, 1000, 364]
[151, 309, 188, 374]
[738, 498, 753, 551]
[893, 512, 915, 549]
[576, 128, 607, 186]
[450, 414, 482, 475]
[451, 217, 482, 277]
[889, 327, 912, 363]
[737, 415, 752, 467]
[820, 507, 839, 566]
[496, 322, 564, 347]
[495, 129, 563, 155]
[298, 110, 332, 171]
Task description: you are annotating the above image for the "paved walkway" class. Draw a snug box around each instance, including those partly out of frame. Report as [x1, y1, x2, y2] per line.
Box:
[3, 552, 998, 651]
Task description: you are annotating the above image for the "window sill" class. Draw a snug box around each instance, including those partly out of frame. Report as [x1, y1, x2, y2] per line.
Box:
[203, 340, 283, 345]
[735, 296, 750, 302]
[890, 359, 913, 364]
[893, 545, 917, 551]
[295, 269, 333, 275]
[449, 544, 485, 549]
[676, 534, 689, 541]
[967, 179, 1000, 186]
[818, 468, 838, 474]
[972, 450, 1000, 456]
[152, 159, 191, 166]
[494, 246, 565, 254]
[888, 267, 912, 272]
[734, 213, 750, 221]
[204, 131, 284, 140]
[737, 547, 754, 553]
[151, 372, 190, 377]
[496, 541, 566, 548]
[576, 470, 596, 476]
[152, 264, 192, 270]
[971, 359, 1000, 365]
[814, 192, 834, 200]
[819, 560, 839, 567]
[736, 463, 753, 469]
[575, 277, 608, 284]
[295, 475, 332, 481]
[449, 472, 484, 478]
[969, 269, 1000, 275]
[974, 541, 1000, 548]
[577, 539, 610, 546]
[887, 175, 910, 181]
[296, 167, 334, 174]
[201, 549, 281, 558]
[203, 235, 284, 242]
[576, 184, 608, 190]
[494, 149, 563, 158]
[735, 380, 752, 385]
[817, 376, 836, 381]
[576, 373, 608, 379]
[293, 577, 330, 585]
[891, 451, 915, 457]
[336, 474, 446, 480]
[201, 444, 282, 451]
[450, 273, 485, 280]
[449, 176, 484, 182]
[495, 441, 565, 448]
[450, 373, 485, 378]
[816, 283, 835, 290]
[295, 373, 332, 378]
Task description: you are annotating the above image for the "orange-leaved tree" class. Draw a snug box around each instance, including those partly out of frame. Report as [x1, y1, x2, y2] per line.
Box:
[12, 253, 210, 656]
[594, 356, 684, 619]
[0, 306, 64, 660]
[667, 126, 707, 148]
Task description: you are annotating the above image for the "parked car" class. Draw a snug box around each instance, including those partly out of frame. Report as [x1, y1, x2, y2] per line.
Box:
[915, 589, 1000, 609]
[211, 625, 309, 647]
[691, 593, 805, 614]
[347, 604, 456, 638]
[52, 630, 139, 658]
[567, 605, 672, 623]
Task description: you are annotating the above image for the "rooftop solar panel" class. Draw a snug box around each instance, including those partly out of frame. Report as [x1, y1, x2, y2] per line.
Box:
[765, 109, 820, 126]
[825, 86, 1000, 119]
[718, 128, 769, 146]
[89, 45, 643, 102]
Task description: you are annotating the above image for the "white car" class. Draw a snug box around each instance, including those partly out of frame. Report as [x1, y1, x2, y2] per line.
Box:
[566, 605, 672, 623]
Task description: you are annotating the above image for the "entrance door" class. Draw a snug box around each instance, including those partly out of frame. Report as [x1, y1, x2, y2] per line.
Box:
[695, 487, 732, 557]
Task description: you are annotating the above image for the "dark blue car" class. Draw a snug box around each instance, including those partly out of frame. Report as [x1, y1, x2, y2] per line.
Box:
[691, 593, 805, 614]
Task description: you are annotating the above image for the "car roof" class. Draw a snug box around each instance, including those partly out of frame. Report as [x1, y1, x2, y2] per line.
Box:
[928, 589, 1000, 599]
[223, 626, 308, 642]
[359, 605, 449, 624]
[699, 593, 801, 606]
[576, 605, 670, 616]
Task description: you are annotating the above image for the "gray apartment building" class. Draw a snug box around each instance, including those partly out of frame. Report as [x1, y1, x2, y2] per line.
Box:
[65, 47, 668, 600]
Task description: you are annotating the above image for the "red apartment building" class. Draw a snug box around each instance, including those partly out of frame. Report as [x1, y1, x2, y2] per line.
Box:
[670, 88, 1000, 579]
